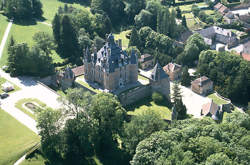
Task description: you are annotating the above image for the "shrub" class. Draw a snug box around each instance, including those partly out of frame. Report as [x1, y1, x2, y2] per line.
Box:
[152, 92, 164, 104]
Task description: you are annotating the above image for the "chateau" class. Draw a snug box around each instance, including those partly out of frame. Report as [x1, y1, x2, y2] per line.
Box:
[84, 34, 138, 91]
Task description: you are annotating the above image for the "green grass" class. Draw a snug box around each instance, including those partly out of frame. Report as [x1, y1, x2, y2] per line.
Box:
[15, 98, 47, 120]
[50, 50, 65, 64]
[178, 2, 208, 12]
[20, 153, 45, 165]
[183, 12, 194, 19]
[41, 0, 91, 23]
[0, 22, 53, 67]
[0, 110, 40, 165]
[0, 14, 9, 41]
[75, 76, 101, 94]
[204, 10, 215, 15]
[127, 97, 172, 120]
[0, 77, 21, 93]
[208, 93, 228, 105]
[114, 30, 131, 49]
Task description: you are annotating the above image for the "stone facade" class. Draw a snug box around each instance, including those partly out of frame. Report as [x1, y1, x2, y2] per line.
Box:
[163, 63, 182, 81]
[57, 67, 75, 90]
[191, 76, 213, 96]
[84, 34, 138, 92]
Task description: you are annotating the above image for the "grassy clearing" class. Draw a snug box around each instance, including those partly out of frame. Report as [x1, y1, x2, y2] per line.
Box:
[0, 22, 53, 67]
[0, 77, 21, 93]
[15, 98, 47, 120]
[0, 110, 40, 165]
[114, 30, 131, 49]
[0, 14, 9, 41]
[127, 97, 172, 120]
[41, 0, 91, 23]
[75, 76, 101, 94]
[204, 10, 215, 15]
[208, 93, 228, 105]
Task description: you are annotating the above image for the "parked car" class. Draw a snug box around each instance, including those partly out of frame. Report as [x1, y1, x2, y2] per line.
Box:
[1, 93, 9, 99]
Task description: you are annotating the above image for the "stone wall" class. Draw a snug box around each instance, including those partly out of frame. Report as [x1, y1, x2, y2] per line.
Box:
[119, 85, 151, 106]
[39, 75, 57, 86]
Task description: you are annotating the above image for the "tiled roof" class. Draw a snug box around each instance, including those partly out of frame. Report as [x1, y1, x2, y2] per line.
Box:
[214, 3, 223, 10]
[72, 65, 84, 77]
[202, 100, 219, 116]
[163, 63, 182, 73]
[241, 53, 250, 61]
[192, 76, 212, 86]
[151, 62, 168, 81]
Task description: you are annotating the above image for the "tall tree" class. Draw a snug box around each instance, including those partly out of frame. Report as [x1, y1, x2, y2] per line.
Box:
[182, 15, 187, 28]
[52, 14, 61, 47]
[33, 32, 54, 55]
[181, 66, 191, 87]
[124, 0, 146, 22]
[31, 0, 43, 18]
[129, 27, 140, 47]
[60, 15, 80, 61]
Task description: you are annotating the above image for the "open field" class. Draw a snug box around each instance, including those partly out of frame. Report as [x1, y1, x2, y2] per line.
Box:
[127, 97, 172, 120]
[41, 0, 91, 23]
[0, 14, 9, 41]
[114, 30, 131, 49]
[15, 98, 47, 119]
[0, 77, 21, 93]
[0, 110, 39, 165]
[208, 93, 228, 105]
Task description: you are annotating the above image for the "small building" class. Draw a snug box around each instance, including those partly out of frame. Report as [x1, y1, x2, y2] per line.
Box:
[163, 63, 182, 81]
[191, 76, 213, 96]
[57, 67, 75, 90]
[214, 3, 229, 15]
[2, 82, 14, 92]
[72, 65, 84, 77]
[201, 100, 221, 120]
[139, 54, 154, 70]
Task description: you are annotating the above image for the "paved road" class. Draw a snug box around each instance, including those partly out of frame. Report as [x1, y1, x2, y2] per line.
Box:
[0, 20, 12, 58]
[0, 69, 61, 134]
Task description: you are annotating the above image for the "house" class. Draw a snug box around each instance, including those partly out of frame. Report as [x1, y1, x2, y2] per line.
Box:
[139, 54, 154, 70]
[84, 34, 138, 91]
[214, 3, 229, 15]
[198, 26, 238, 49]
[2, 82, 14, 92]
[163, 63, 182, 81]
[72, 65, 84, 77]
[191, 76, 213, 96]
[201, 100, 221, 120]
[57, 67, 75, 89]
[223, 11, 239, 24]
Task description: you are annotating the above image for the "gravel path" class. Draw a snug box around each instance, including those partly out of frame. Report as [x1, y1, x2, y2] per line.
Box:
[0, 20, 12, 58]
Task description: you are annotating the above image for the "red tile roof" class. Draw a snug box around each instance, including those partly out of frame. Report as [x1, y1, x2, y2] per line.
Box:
[242, 53, 250, 61]
[72, 65, 84, 77]
[202, 100, 219, 116]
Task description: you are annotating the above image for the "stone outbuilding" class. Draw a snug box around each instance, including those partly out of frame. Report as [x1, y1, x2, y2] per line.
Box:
[139, 54, 154, 70]
[57, 67, 75, 90]
[163, 63, 182, 81]
[191, 76, 213, 96]
[201, 100, 221, 120]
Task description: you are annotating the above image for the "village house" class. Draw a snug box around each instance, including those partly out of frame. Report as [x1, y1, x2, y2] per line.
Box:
[214, 3, 229, 15]
[163, 63, 182, 81]
[191, 76, 213, 96]
[84, 34, 138, 92]
[198, 26, 238, 50]
[139, 54, 154, 70]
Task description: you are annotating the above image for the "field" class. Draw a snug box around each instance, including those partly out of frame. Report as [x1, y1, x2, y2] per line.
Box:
[208, 93, 229, 105]
[127, 97, 172, 120]
[41, 0, 90, 23]
[0, 14, 9, 41]
[15, 98, 47, 119]
[0, 110, 40, 165]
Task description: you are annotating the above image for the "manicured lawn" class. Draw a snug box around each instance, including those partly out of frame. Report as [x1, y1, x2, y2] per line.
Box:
[0, 77, 21, 93]
[15, 98, 47, 119]
[41, 0, 91, 23]
[0, 14, 9, 41]
[0, 110, 40, 165]
[114, 30, 131, 49]
[127, 97, 172, 120]
[204, 10, 215, 15]
[208, 93, 228, 105]
[0, 22, 53, 67]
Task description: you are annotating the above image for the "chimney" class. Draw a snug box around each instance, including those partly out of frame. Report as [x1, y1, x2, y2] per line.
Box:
[118, 39, 122, 48]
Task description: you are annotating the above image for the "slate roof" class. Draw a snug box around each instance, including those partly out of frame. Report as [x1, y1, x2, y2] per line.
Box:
[150, 62, 168, 81]
[163, 63, 182, 73]
[60, 67, 75, 79]
[84, 34, 137, 73]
